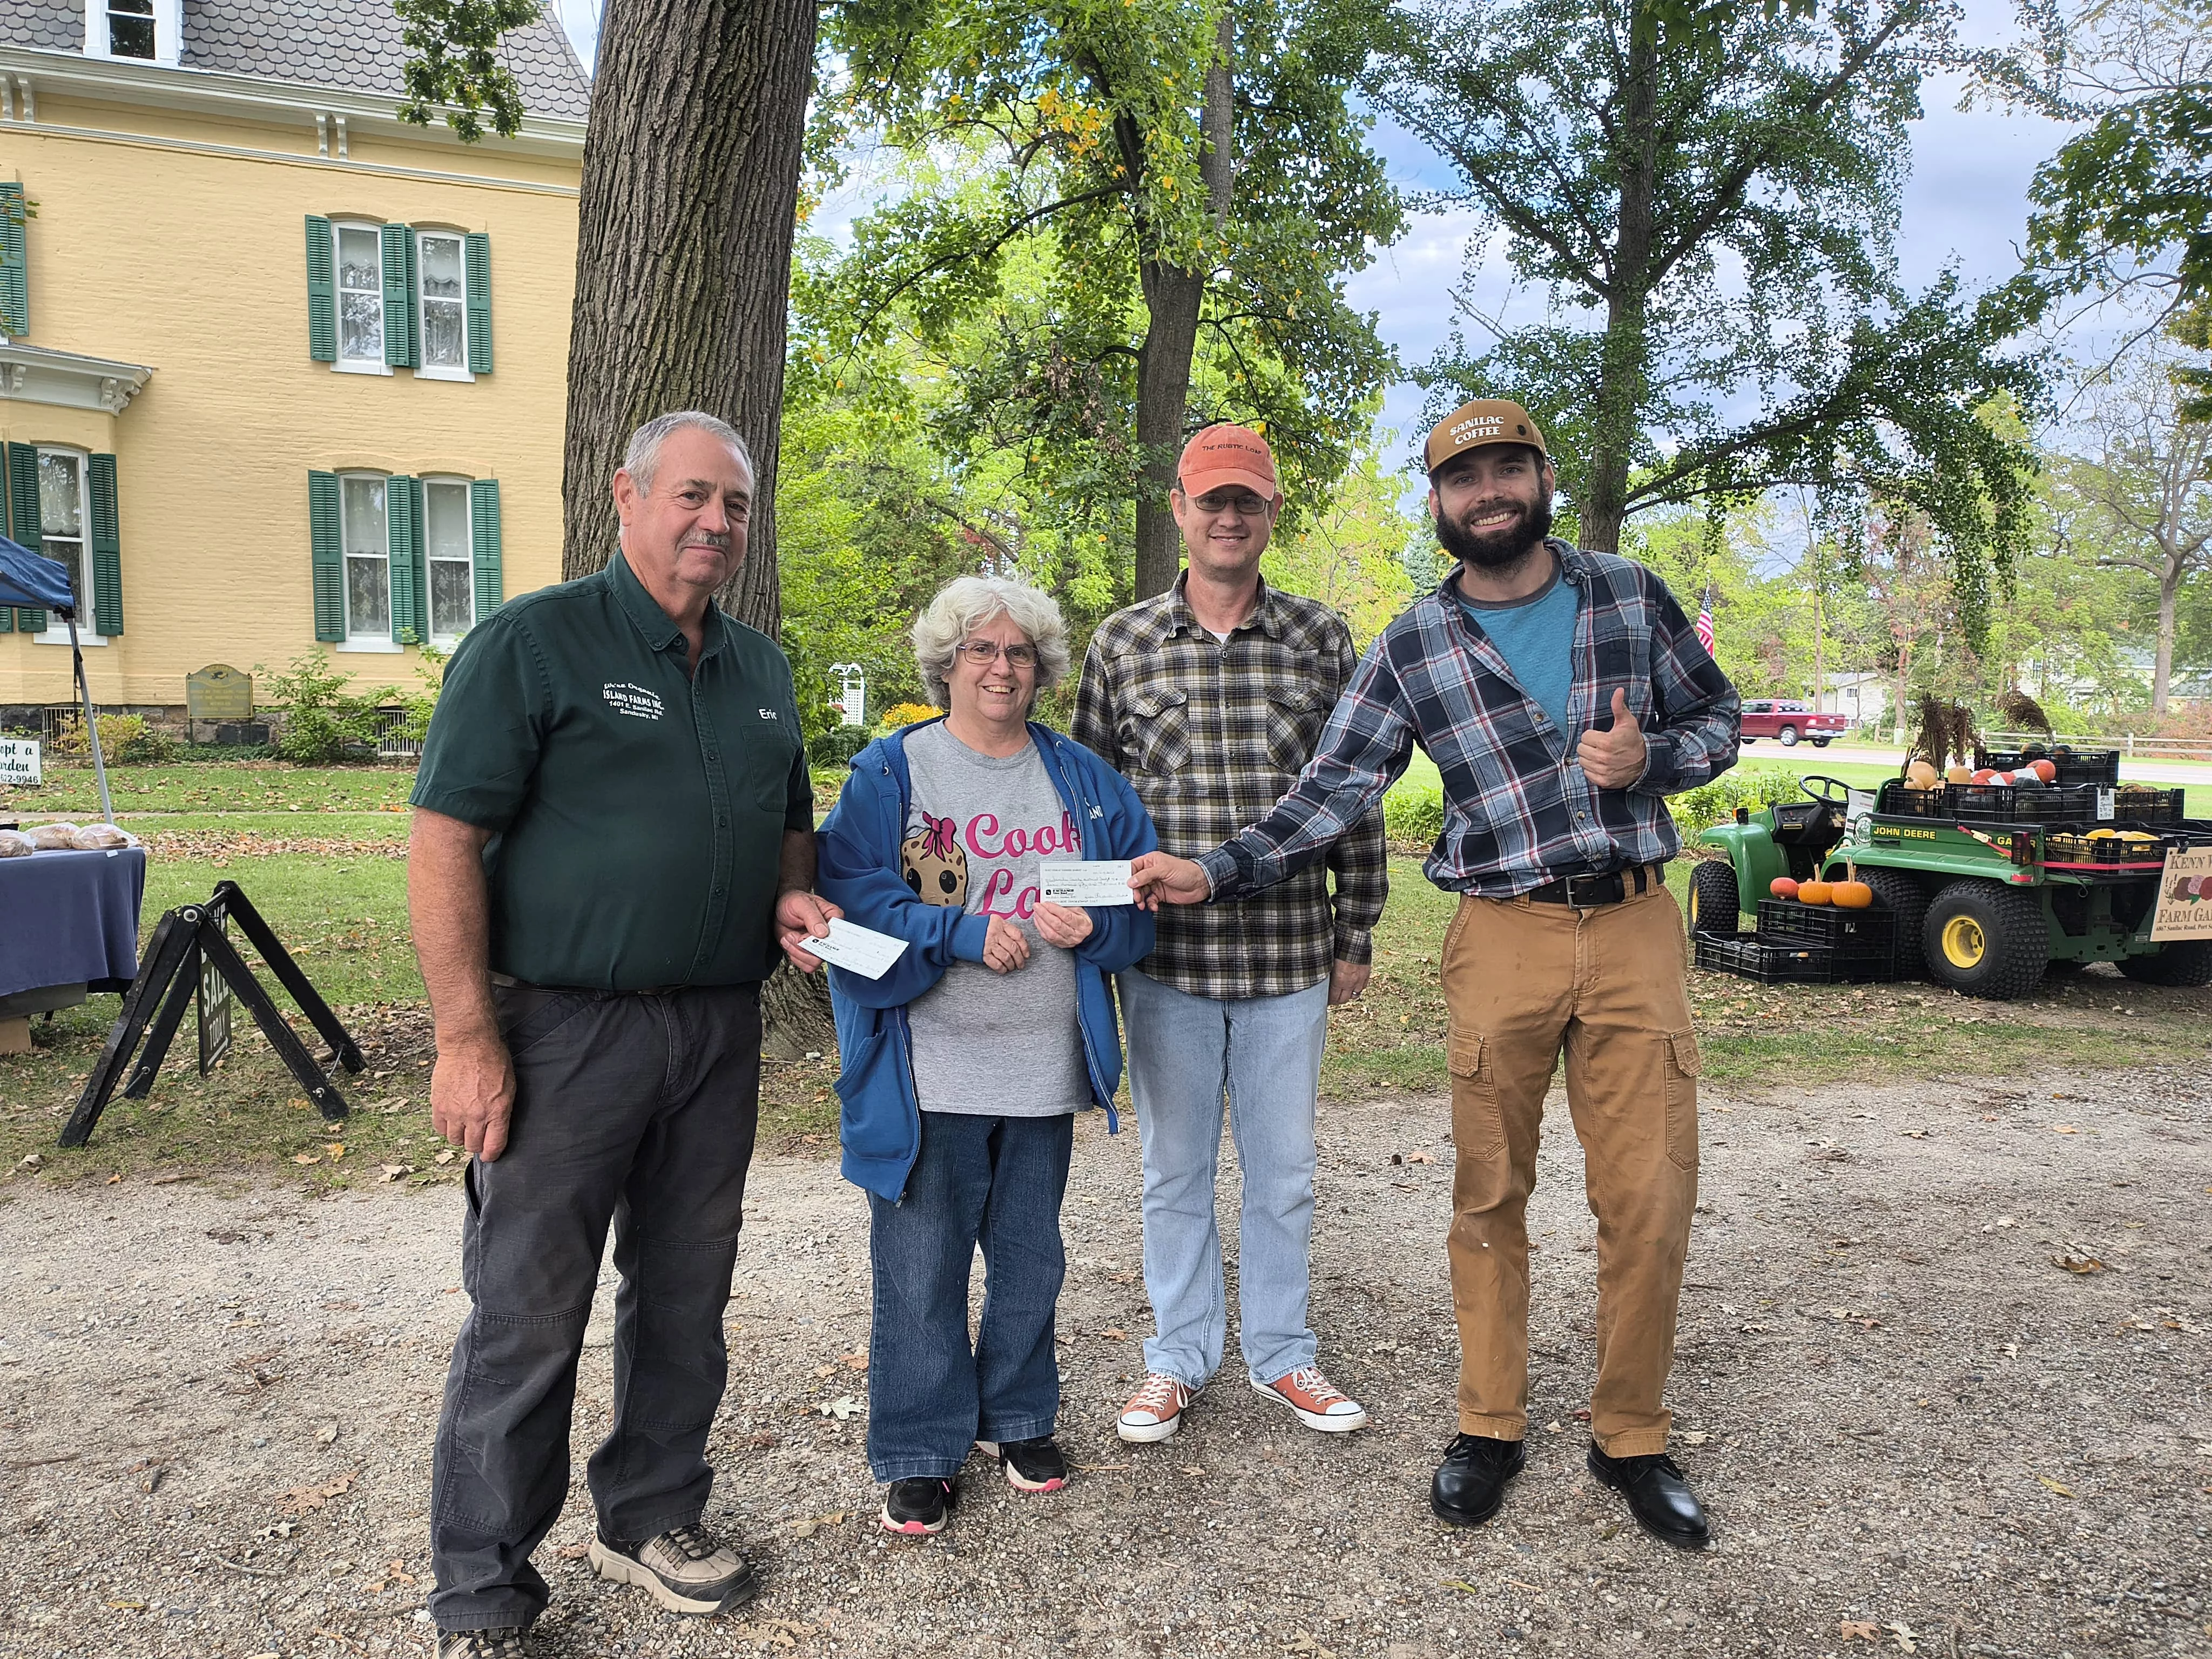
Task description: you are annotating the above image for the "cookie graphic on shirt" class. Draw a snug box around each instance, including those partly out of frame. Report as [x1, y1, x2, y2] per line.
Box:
[901, 812, 968, 907]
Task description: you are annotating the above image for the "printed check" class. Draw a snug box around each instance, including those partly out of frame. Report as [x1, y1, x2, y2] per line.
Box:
[1038, 859, 1137, 907]
[798, 918, 910, 980]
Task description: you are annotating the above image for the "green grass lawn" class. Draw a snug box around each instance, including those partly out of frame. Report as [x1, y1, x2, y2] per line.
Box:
[3, 759, 417, 817]
[8, 775, 2212, 1186]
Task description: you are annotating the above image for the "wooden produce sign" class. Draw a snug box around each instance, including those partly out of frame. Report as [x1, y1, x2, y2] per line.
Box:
[2150, 845, 2212, 941]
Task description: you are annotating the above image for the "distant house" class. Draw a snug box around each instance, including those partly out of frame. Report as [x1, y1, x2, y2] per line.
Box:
[1812, 672, 1886, 729]
[0, 0, 586, 726]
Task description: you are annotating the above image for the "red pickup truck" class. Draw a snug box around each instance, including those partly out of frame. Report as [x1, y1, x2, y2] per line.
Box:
[1737, 699, 1846, 747]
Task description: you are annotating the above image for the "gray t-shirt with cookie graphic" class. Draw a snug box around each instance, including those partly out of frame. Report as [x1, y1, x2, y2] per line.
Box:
[902, 722, 1090, 1117]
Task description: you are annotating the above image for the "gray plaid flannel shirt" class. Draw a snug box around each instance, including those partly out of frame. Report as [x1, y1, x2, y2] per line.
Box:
[1072, 577, 1388, 1000]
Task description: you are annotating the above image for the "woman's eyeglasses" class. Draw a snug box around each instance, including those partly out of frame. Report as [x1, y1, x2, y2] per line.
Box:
[955, 640, 1038, 668]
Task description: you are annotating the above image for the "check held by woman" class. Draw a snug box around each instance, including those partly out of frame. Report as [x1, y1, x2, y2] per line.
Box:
[817, 576, 1158, 1536]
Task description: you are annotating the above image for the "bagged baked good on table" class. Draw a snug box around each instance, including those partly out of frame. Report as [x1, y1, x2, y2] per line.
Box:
[0, 829, 31, 857]
[26, 822, 79, 850]
[71, 822, 134, 849]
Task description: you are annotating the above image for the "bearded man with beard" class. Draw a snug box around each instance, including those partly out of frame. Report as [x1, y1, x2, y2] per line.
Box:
[1129, 400, 1740, 1548]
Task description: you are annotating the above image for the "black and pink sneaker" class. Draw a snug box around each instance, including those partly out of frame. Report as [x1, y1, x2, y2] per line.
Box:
[983, 1435, 1068, 1493]
[880, 1476, 954, 1535]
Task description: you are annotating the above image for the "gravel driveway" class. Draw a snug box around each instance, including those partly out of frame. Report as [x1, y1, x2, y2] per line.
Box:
[3, 1063, 2210, 1659]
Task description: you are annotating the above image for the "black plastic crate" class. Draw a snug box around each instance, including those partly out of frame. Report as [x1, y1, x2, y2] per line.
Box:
[2110, 786, 2185, 824]
[2044, 831, 2172, 866]
[1943, 783, 2107, 823]
[1974, 746, 2121, 786]
[1876, 780, 1948, 817]
[1693, 931, 1894, 984]
[1756, 899, 1898, 949]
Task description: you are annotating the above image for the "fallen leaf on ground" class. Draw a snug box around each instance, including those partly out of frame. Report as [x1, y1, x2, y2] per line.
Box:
[2034, 1473, 2076, 1498]
[293, 1154, 322, 1166]
[1444, 1580, 1482, 1595]
[435, 1149, 457, 1165]
[1681, 1430, 1710, 1445]
[1887, 1621, 1918, 1653]
[1406, 1149, 1436, 1164]
[377, 1164, 413, 1183]
[554, 1542, 591, 1560]
[2051, 1124, 2078, 1134]
[325, 1143, 346, 1161]
[106, 1599, 147, 1611]
[1102, 1327, 1128, 1341]
[277, 1468, 359, 1515]
[839, 1351, 868, 1370]
[817, 1395, 861, 1420]
[787, 1510, 848, 1539]
[2052, 1252, 2107, 1275]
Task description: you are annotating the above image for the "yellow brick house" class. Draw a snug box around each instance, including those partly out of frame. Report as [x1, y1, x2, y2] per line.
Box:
[0, 0, 586, 725]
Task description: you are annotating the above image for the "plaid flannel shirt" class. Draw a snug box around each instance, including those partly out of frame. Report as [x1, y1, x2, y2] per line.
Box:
[1073, 576, 1387, 999]
[1197, 542, 1741, 903]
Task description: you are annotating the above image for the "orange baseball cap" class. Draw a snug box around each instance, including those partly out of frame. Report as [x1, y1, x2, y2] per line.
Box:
[1424, 399, 1548, 474]
[1176, 424, 1280, 501]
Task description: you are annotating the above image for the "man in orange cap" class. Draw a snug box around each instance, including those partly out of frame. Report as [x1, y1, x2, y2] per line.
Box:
[1074, 424, 1386, 1447]
[1130, 399, 1740, 1547]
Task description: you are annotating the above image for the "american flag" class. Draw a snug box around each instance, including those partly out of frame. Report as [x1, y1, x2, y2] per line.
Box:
[1693, 583, 1715, 655]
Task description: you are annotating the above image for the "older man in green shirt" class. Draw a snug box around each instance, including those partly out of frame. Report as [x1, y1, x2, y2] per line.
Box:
[410, 411, 837, 1657]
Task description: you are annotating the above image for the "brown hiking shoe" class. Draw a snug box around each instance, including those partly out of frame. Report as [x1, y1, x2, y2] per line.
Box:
[1117, 1372, 1197, 1443]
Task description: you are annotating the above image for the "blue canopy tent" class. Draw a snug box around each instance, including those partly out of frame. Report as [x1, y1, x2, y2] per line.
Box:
[0, 532, 113, 824]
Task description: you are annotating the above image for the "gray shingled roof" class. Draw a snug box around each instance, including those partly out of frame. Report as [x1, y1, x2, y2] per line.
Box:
[0, 0, 591, 122]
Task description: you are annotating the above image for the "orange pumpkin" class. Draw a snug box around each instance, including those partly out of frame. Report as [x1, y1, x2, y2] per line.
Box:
[1797, 881, 1833, 905]
[1831, 881, 1874, 908]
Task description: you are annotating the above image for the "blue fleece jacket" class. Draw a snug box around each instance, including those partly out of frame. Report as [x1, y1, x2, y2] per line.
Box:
[817, 719, 1159, 1202]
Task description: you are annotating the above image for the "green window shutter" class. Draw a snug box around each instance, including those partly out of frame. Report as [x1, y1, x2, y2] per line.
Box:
[88, 453, 122, 637]
[469, 478, 503, 621]
[0, 182, 28, 339]
[380, 222, 416, 368]
[309, 471, 344, 642]
[386, 475, 421, 644]
[0, 605, 11, 633]
[8, 439, 44, 632]
[305, 214, 336, 362]
[464, 232, 493, 374]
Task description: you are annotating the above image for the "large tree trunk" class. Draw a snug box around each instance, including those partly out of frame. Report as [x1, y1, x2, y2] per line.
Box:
[1130, 17, 1235, 599]
[558, 0, 819, 640]
[1580, 16, 1661, 556]
[2154, 563, 2180, 714]
[558, 0, 825, 1049]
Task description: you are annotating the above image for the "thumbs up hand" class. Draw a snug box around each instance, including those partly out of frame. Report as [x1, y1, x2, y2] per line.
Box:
[1574, 687, 1649, 788]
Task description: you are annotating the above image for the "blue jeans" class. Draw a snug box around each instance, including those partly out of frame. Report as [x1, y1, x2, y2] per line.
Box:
[1118, 969, 1331, 1389]
[865, 1110, 1074, 1480]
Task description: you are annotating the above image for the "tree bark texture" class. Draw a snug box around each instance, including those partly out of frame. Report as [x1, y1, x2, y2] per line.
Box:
[1580, 16, 1660, 557]
[559, 0, 819, 636]
[1130, 16, 1236, 599]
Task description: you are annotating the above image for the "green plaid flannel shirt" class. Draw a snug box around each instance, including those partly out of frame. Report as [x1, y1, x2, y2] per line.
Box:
[1072, 576, 1387, 999]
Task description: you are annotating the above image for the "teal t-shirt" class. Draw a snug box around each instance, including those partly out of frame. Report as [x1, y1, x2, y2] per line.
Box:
[1458, 557, 1580, 737]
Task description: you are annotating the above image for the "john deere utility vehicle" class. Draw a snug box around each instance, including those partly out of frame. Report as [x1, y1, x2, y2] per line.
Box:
[1687, 752, 2212, 1000]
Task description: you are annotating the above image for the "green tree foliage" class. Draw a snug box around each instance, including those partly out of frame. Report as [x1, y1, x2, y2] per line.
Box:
[812, 0, 1406, 597]
[1372, 0, 2050, 644]
[395, 0, 543, 141]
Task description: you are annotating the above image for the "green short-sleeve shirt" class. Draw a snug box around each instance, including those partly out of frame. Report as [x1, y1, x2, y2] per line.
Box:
[410, 550, 812, 989]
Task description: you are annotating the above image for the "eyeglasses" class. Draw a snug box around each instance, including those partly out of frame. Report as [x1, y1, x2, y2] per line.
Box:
[955, 640, 1038, 669]
[1190, 492, 1270, 517]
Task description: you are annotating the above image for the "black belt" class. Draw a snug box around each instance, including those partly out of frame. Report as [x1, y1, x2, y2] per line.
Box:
[1523, 863, 1664, 908]
[489, 972, 686, 997]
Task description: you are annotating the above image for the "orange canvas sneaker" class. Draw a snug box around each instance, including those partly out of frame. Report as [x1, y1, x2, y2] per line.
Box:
[1251, 1365, 1368, 1432]
[1117, 1373, 1196, 1444]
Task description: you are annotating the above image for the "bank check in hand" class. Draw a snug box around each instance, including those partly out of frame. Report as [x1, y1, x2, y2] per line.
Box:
[1127, 851, 1210, 908]
[1574, 688, 1648, 790]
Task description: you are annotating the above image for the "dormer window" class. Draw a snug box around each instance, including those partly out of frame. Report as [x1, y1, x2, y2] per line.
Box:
[85, 0, 179, 64]
[107, 1, 153, 57]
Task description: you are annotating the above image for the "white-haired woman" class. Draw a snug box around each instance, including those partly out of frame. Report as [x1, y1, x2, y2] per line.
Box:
[817, 575, 1157, 1535]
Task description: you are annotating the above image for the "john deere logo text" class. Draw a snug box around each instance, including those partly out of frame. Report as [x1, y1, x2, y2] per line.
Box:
[603, 683, 665, 721]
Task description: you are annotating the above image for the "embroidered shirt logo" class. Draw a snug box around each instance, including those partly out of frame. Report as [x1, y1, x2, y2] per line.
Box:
[603, 682, 665, 721]
[758, 708, 779, 720]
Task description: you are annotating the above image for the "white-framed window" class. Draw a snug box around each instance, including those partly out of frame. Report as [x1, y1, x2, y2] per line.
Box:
[422, 476, 477, 643]
[339, 472, 395, 647]
[31, 447, 103, 646]
[84, 0, 179, 64]
[415, 230, 473, 381]
[333, 222, 390, 375]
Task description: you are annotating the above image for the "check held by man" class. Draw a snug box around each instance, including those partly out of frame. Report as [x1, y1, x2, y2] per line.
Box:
[1131, 399, 1740, 1547]
[408, 412, 838, 1657]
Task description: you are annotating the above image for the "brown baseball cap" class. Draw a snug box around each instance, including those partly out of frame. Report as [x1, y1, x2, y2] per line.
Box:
[1424, 399, 1548, 475]
[1176, 424, 1280, 501]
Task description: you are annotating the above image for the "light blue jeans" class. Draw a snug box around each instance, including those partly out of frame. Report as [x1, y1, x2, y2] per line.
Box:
[1118, 968, 1332, 1390]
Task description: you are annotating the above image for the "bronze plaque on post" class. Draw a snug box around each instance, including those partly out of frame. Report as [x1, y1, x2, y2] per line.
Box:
[185, 664, 252, 722]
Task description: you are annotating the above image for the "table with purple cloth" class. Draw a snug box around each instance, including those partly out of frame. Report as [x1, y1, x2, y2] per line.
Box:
[0, 846, 145, 1001]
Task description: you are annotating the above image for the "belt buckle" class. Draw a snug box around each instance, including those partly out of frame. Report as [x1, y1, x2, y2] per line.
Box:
[1564, 871, 1608, 909]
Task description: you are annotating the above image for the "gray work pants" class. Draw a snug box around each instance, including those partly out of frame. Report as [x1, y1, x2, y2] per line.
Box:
[428, 981, 762, 1633]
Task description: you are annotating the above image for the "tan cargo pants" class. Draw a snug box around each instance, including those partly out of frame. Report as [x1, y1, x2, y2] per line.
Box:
[1439, 875, 1700, 1458]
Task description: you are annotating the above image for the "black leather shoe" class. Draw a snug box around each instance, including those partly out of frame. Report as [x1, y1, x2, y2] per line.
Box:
[1430, 1432, 1526, 1527]
[1587, 1443, 1710, 1549]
